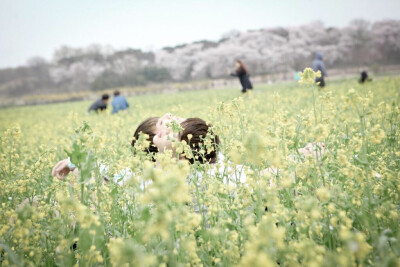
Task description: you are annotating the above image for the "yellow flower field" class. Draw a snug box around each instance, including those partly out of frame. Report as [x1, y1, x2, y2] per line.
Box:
[0, 74, 399, 266]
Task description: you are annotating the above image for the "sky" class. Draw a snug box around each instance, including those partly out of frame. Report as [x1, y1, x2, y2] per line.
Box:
[0, 0, 399, 68]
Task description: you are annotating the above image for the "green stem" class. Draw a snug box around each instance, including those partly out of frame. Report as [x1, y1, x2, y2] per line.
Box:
[312, 85, 317, 125]
[233, 101, 245, 139]
[81, 183, 85, 205]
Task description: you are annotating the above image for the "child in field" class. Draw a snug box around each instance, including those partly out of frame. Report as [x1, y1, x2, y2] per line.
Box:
[138, 114, 325, 188]
[51, 114, 326, 225]
[53, 113, 325, 184]
[52, 114, 213, 182]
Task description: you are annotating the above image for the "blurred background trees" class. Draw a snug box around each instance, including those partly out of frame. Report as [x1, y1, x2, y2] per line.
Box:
[0, 19, 399, 99]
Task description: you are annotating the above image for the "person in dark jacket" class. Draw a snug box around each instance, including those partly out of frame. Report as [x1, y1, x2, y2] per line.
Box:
[230, 60, 253, 93]
[359, 70, 372, 83]
[88, 94, 110, 113]
[312, 52, 327, 87]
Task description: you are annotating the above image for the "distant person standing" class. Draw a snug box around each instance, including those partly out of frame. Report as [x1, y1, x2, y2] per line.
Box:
[359, 70, 372, 83]
[111, 90, 129, 114]
[312, 52, 327, 87]
[88, 94, 110, 113]
[229, 60, 253, 93]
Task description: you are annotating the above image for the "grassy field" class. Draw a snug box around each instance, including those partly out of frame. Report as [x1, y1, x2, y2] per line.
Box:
[0, 75, 399, 266]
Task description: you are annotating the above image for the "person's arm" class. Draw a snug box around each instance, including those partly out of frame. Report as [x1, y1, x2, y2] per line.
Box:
[52, 158, 77, 180]
[52, 158, 134, 185]
[125, 98, 129, 108]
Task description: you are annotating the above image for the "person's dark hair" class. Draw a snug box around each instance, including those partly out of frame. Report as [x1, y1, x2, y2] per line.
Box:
[180, 118, 220, 164]
[114, 90, 120, 96]
[131, 117, 159, 159]
[102, 94, 110, 100]
[236, 60, 248, 74]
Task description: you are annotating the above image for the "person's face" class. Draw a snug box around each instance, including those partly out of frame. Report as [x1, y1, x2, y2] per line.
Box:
[235, 62, 240, 69]
[104, 99, 109, 104]
[153, 113, 184, 153]
[153, 125, 180, 153]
